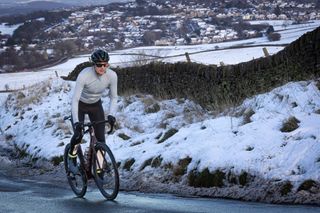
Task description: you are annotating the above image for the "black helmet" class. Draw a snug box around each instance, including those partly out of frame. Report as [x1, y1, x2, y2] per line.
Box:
[90, 49, 109, 63]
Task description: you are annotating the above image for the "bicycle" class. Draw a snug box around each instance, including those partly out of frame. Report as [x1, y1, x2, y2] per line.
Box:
[63, 116, 119, 200]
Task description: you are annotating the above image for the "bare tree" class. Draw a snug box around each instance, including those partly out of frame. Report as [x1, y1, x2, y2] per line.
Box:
[142, 31, 162, 46]
[267, 32, 281, 41]
[55, 40, 78, 56]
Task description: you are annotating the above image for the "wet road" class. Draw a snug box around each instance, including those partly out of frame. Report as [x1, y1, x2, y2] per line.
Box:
[0, 173, 319, 213]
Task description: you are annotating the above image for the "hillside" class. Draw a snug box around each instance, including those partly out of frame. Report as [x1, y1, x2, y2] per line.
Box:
[0, 76, 319, 204]
[0, 1, 73, 17]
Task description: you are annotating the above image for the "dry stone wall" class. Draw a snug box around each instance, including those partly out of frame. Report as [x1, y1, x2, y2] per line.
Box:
[116, 26, 320, 110]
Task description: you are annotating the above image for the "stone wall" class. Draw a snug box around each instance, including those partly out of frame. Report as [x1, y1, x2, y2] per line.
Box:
[116, 26, 320, 110]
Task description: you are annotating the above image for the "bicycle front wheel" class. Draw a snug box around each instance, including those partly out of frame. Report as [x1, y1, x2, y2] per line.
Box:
[92, 142, 119, 200]
[64, 143, 87, 198]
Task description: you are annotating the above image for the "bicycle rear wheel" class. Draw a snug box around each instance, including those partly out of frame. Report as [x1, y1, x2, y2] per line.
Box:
[64, 143, 87, 197]
[92, 142, 119, 200]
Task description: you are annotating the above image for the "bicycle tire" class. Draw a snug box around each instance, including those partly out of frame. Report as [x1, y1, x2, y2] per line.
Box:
[64, 143, 87, 197]
[92, 142, 119, 200]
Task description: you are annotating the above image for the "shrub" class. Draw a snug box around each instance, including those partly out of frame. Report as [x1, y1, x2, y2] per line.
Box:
[145, 103, 161, 113]
[130, 140, 144, 146]
[291, 102, 298, 108]
[188, 168, 225, 188]
[32, 115, 38, 122]
[51, 155, 63, 166]
[118, 133, 131, 140]
[280, 181, 293, 196]
[123, 158, 135, 171]
[245, 146, 254, 151]
[155, 133, 162, 139]
[163, 162, 173, 170]
[227, 171, 237, 184]
[139, 158, 153, 171]
[280, 116, 300, 132]
[5, 133, 13, 140]
[13, 143, 29, 159]
[151, 155, 163, 168]
[297, 179, 316, 191]
[239, 171, 248, 186]
[45, 120, 54, 128]
[57, 142, 65, 147]
[51, 113, 61, 118]
[242, 108, 255, 124]
[17, 91, 26, 99]
[157, 128, 178, 144]
[173, 157, 192, 176]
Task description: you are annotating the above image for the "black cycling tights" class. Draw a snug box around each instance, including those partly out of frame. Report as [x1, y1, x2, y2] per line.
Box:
[70, 100, 105, 153]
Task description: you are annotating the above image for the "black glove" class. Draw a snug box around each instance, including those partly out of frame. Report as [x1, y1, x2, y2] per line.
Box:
[107, 115, 116, 126]
[73, 122, 83, 140]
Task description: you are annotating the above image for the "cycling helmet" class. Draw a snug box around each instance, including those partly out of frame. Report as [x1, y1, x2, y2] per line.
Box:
[90, 49, 109, 63]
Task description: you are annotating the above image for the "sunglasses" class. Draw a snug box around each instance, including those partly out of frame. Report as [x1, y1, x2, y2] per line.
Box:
[95, 63, 108, 67]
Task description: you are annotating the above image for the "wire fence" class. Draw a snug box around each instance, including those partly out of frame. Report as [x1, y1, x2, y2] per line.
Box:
[110, 43, 287, 66]
[0, 44, 288, 93]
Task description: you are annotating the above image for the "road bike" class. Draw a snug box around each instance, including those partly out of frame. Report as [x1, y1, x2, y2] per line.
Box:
[63, 116, 119, 200]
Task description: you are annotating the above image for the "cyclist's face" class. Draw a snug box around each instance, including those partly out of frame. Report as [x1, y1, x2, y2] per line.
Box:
[94, 62, 109, 75]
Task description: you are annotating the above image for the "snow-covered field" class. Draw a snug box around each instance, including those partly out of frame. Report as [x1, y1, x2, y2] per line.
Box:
[0, 20, 320, 202]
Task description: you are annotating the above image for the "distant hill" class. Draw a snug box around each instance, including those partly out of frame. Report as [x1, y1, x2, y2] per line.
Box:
[0, 1, 74, 17]
[0, 0, 129, 17]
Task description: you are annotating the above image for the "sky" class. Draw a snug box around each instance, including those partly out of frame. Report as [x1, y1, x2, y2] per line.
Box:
[0, 20, 319, 188]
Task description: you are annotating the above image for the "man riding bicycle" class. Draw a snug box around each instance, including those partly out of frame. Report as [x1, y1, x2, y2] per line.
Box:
[68, 49, 118, 170]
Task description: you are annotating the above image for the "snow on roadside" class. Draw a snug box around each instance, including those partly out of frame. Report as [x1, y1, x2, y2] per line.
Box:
[1, 78, 319, 186]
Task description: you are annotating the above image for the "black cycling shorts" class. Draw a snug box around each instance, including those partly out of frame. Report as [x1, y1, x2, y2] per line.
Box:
[77, 99, 106, 143]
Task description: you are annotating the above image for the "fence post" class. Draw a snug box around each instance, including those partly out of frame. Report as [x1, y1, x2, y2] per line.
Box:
[55, 71, 59, 77]
[263, 47, 269, 57]
[185, 52, 191, 62]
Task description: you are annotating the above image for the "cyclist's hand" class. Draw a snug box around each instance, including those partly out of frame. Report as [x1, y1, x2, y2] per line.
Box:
[107, 115, 116, 126]
[73, 122, 84, 138]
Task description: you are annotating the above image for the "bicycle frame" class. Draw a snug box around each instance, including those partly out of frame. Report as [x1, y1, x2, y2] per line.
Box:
[65, 116, 113, 178]
[86, 125, 104, 177]
[64, 116, 119, 199]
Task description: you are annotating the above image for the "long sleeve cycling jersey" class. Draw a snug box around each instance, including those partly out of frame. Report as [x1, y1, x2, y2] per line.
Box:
[71, 66, 118, 123]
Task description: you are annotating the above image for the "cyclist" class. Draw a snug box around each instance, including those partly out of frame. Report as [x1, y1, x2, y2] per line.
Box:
[68, 49, 118, 173]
